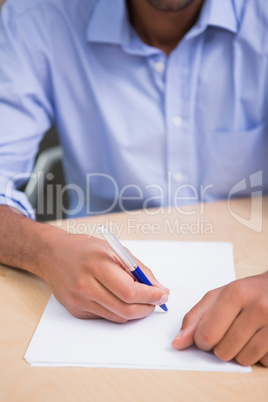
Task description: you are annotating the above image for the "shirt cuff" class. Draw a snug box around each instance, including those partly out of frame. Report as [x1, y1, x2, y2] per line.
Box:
[0, 193, 36, 220]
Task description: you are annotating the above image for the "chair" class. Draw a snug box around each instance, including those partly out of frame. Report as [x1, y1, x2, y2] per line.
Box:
[25, 145, 65, 220]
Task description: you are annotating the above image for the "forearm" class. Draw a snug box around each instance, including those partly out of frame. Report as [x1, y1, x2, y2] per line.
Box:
[0, 205, 61, 279]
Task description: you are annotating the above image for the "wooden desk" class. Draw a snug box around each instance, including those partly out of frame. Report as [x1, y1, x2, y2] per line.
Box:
[0, 197, 267, 401]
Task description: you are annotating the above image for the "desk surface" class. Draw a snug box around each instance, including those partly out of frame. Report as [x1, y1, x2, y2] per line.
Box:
[0, 197, 267, 401]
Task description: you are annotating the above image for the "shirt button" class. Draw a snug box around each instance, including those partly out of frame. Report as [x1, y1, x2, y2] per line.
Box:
[173, 172, 184, 183]
[172, 116, 182, 127]
[154, 61, 165, 72]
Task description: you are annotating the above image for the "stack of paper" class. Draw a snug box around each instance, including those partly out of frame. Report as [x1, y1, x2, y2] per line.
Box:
[25, 241, 251, 372]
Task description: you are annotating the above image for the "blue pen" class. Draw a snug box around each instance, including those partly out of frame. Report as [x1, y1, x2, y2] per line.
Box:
[98, 225, 168, 312]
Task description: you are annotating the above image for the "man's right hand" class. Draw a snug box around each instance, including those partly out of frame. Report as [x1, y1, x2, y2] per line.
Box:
[0, 206, 169, 322]
[43, 231, 169, 322]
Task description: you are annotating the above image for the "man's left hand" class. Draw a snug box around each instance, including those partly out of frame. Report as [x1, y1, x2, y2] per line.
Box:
[172, 272, 268, 367]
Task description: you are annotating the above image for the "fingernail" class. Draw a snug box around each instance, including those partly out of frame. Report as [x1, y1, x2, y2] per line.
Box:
[158, 294, 168, 304]
[175, 329, 183, 340]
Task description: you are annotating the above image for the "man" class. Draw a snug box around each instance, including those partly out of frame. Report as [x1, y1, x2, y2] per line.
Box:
[0, 0, 267, 367]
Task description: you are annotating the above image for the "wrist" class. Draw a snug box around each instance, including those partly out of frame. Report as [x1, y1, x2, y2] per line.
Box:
[30, 222, 68, 282]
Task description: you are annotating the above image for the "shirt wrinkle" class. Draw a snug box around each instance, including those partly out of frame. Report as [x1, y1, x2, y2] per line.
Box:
[0, 0, 267, 218]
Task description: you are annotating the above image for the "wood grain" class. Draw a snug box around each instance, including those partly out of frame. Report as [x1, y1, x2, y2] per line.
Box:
[0, 197, 267, 401]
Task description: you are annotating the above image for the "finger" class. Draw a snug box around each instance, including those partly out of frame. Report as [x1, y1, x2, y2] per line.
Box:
[259, 353, 268, 367]
[117, 248, 169, 291]
[234, 326, 268, 367]
[95, 255, 169, 307]
[74, 272, 156, 321]
[194, 283, 243, 351]
[130, 252, 170, 292]
[68, 299, 137, 324]
[66, 290, 154, 323]
[213, 305, 267, 362]
[68, 300, 131, 323]
[172, 288, 222, 350]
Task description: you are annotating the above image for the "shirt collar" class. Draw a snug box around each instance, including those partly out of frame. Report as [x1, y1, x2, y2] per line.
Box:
[194, 0, 242, 36]
[86, 0, 244, 46]
[86, 0, 127, 45]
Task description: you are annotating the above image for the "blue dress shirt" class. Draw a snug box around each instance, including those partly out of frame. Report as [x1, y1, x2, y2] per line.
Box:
[0, 0, 267, 218]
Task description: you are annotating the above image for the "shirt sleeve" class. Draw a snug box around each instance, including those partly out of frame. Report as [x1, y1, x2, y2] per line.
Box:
[0, 2, 54, 219]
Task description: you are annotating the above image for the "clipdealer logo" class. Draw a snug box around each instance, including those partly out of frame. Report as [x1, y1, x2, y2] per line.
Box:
[228, 170, 263, 232]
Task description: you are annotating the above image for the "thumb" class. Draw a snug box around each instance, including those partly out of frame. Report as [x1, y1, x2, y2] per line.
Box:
[171, 311, 200, 350]
[172, 288, 221, 350]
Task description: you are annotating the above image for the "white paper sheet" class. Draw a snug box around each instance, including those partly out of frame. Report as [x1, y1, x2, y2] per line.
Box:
[25, 241, 251, 372]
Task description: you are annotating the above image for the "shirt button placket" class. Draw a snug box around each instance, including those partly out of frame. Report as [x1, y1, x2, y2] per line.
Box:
[149, 54, 167, 93]
[165, 43, 190, 206]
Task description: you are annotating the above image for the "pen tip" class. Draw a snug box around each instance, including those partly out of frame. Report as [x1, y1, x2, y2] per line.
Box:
[160, 304, 168, 312]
